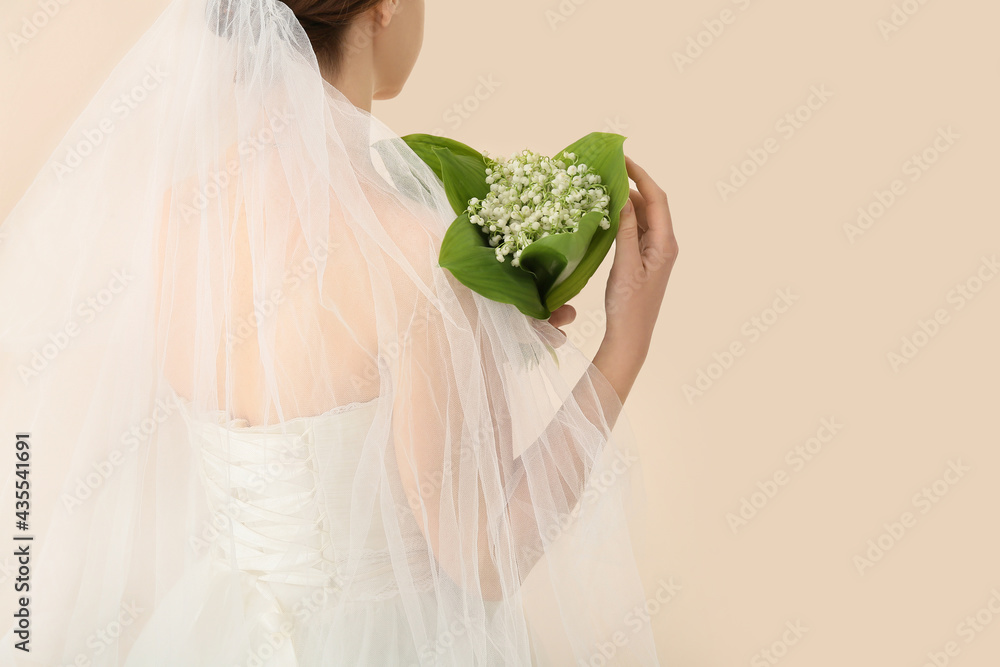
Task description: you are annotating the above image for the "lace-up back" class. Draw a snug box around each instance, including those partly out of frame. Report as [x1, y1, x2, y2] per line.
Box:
[175, 393, 435, 604]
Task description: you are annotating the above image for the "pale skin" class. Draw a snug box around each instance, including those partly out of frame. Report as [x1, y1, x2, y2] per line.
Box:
[329, 0, 679, 406]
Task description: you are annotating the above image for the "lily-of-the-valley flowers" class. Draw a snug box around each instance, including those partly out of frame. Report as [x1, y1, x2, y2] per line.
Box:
[400, 132, 629, 320]
[469, 150, 612, 268]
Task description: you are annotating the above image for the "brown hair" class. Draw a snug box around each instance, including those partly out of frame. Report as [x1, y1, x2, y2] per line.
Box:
[280, 0, 383, 70]
[213, 0, 383, 72]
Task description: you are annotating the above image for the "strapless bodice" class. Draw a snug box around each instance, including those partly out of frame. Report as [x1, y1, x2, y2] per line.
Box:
[172, 393, 435, 606]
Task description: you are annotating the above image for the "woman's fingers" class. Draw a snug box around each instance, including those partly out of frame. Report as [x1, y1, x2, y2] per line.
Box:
[629, 188, 648, 233]
[624, 156, 677, 261]
[613, 197, 641, 270]
[548, 304, 576, 329]
[545, 304, 576, 347]
[625, 156, 673, 238]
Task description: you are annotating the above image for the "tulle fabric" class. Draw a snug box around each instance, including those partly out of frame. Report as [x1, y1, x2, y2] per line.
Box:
[0, 0, 659, 664]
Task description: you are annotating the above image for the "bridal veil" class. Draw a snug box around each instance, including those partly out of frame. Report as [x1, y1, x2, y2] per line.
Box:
[0, 0, 661, 664]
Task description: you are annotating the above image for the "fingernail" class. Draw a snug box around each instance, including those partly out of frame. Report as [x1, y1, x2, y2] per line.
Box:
[622, 200, 634, 215]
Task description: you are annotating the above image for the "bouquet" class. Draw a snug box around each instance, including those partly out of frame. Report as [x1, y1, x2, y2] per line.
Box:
[402, 132, 629, 320]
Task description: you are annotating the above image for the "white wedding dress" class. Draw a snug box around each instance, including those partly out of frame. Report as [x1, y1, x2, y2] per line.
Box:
[122, 389, 474, 666]
[0, 0, 661, 664]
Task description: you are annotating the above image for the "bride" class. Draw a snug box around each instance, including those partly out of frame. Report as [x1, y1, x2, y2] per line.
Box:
[0, 0, 677, 665]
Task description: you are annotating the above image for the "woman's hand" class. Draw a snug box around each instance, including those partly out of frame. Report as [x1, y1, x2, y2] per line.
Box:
[548, 304, 577, 333]
[594, 156, 678, 402]
[530, 304, 577, 352]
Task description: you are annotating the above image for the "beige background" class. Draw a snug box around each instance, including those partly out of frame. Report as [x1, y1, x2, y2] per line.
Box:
[2, 0, 998, 665]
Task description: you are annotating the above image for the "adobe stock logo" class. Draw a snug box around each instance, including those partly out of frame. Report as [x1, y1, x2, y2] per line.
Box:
[682, 288, 799, 404]
[60, 601, 145, 666]
[716, 86, 834, 203]
[877, 0, 934, 41]
[726, 417, 844, 534]
[578, 578, 682, 667]
[672, 0, 758, 73]
[52, 65, 169, 180]
[843, 126, 959, 244]
[17, 268, 136, 385]
[750, 620, 808, 667]
[7, 0, 72, 54]
[60, 394, 182, 513]
[918, 589, 1000, 667]
[852, 459, 970, 576]
[544, 0, 593, 31]
[429, 75, 502, 135]
[887, 255, 998, 373]
[181, 110, 295, 222]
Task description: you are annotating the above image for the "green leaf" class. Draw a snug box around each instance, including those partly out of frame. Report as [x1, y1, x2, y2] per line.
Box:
[401, 134, 486, 181]
[439, 213, 550, 319]
[518, 210, 604, 296]
[544, 133, 629, 311]
[408, 131, 627, 320]
[436, 148, 491, 218]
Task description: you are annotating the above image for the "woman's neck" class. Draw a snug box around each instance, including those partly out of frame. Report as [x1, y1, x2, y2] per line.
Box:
[319, 27, 377, 112]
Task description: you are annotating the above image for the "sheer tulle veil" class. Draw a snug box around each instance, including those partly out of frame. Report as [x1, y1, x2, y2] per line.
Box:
[0, 0, 661, 664]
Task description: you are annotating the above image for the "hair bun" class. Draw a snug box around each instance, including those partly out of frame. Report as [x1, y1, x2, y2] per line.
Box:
[278, 0, 382, 65]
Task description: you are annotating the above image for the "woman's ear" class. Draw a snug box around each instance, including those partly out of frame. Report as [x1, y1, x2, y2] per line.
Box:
[376, 0, 400, 29]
